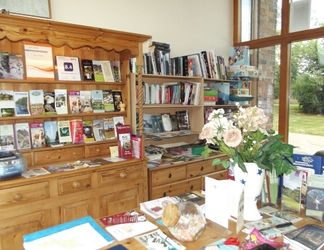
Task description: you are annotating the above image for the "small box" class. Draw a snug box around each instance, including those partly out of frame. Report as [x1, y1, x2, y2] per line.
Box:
[181, 144, 205, 155]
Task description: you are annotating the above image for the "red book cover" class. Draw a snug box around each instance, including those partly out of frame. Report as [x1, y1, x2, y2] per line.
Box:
[204, 96, 218, 101]
[70, 119, 84, 144]
[116, 124, 132, 159]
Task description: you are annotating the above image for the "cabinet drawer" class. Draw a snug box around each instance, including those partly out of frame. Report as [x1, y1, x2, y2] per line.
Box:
[151, 165, 186, 186]
[58, 173, 91, 195]
[85, 144, 111, 158]
[34, 147, 84, 165]
[0, 182, 49, 207]
[150, 177, 201, 200]
[98, 164, 143, 188]
[202, 170, 228, 188]
[187, 159, 219, 178]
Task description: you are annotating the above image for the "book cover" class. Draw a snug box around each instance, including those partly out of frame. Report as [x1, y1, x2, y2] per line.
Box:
[228, 46, 250, 66]
[102, 89, 115, 112]
[44, 121, 60, 146]
[14, 91, 31, 116]
[57, 120, 72, 144]
[54, 89, 68, 114]
[176, 110, 190, 130]
[81, 59, 94, 81]
[68, 90, 82, 114]
[293, 154, 323, 175]
[70, 119, 84, 144]
[101, 60, 115, 82]
[92, 60, 104, 82]
[112, 90, 123, 112]
[0, 124, 15, 150]
[91, 90, 105, 113]
[187, 54, 203, 77]
[82, 120, 95, 143]
[93, 119, 106, 141]
[283, 224, 324, 250]
[0, 90, 15, 117]
[306, 174, 324, 222]
[23, 42, 54, 80]
[0, 52, 10, 79]
[103, 118, 115, 140]
[170, 114, 180, 131]
[9, 53, 24, 79]
[151, 115, 164, 133]
[139, 196, 176, 219]
[22, 168, 51, 178]
[134, 229, 186, 250]
[79, 90, 93, 113]
[43, 91, 56, 115]
[29, 89, 45, 116]
[14, 122, 31, 150]
[143, 113, 153, 134]
[161, 113, 173, 132]
[30, 122, 46, 148]
[110, 60, 121, 82]
[131, 134, 142, 159]
[55, 56, 81, 81]
[116, 124, 132, 159]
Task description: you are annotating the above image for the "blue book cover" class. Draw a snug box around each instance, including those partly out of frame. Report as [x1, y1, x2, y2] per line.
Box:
[293, 154, 323, 174]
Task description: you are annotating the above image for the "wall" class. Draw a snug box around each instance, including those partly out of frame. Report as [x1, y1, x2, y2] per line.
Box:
[50, 0, 233, 58]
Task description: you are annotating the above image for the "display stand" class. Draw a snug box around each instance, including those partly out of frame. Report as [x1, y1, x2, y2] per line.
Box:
[206, 220, 232, 236]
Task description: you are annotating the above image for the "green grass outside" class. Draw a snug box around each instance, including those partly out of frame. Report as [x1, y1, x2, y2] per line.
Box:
[273, 104, 324, 136]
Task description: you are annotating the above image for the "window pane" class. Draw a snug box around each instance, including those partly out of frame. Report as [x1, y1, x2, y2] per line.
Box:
[290, 0, 324, 33]
[240, 0, 280, 42]
[289, 39, 324, 154]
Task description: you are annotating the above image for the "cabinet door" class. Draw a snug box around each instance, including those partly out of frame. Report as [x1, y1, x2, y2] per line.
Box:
[0, 210, 50, 250]
[99, 186, 143, 217]
[60, 200, 92, 223]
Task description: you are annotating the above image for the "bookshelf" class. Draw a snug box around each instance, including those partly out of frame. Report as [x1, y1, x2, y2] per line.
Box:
[0, 14, 151, 249]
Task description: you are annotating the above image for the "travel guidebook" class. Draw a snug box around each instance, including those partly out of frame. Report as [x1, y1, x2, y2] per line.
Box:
[29, 89, 45, 115]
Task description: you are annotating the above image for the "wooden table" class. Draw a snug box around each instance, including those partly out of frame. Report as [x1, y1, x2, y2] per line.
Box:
[97, 207, 323, 249]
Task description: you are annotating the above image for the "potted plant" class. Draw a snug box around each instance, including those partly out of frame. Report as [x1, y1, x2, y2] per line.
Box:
[199, 104, 297, 220]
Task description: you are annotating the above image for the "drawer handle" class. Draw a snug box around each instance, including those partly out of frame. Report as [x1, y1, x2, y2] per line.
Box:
[58, 156, 61, 159]
[163, 192, 166, 197]
[190, 185, 194, 190]
[14, 193, 22, 201]
[72, 181, 81, 188]
[96, 149, 100, 152]
[120, 172, 127, 179]
[168, 173, 172, 178]
[200, 166, 204, 171]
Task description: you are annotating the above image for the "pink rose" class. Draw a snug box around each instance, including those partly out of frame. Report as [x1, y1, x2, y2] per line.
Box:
[223, 128, 242, 147]
[199, 126, 214, 140]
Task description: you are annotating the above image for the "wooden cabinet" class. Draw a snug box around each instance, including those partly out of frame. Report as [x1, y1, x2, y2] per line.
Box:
[0, 14, 150, 250]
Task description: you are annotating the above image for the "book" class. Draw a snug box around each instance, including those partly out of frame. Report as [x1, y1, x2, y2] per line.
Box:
[57, 120, 72, 144]
[54, 89, 68, 114]
[14, 122, 31, 150]
[68, 90, 82, 114]
[101, 60, 115, 82]
[82, 120, 95, 143]
[0, 52, 10, 79]
[228, 46, 250, 66]
[161, 113, 172, 132]
[170, 114, 180, 131]
[103, 118, 115, 140]
[110, 60, 121, 82]
[176, 110, 190, 130]
[112, 90, 123, 112]
[14, 91, 30, 116]
[143, 114, 153, 134]
[44, 121, 60, 146]
[23, 42, 54, 80]
[139, 196, 176, 219]
[43, 91, 56, 114]
[187, 54, 203, 77]
[103, 89, 115, 112]
[30, 122, 46, 148]
[0, 90, 15, 117]
[93, 119, 106, 141]
[81, 59, 95, 81]
[91, 90, 105, 113]
[283, 224, 324, 250]
[134, 229, 186, 250]
[92, 60, 104, 82]
[171, 192, 205, 205]
[151, 115, 164, 133]
[29, 89, 45, 116]
[70, 119, 84, 144]
[306, 174, 324, 221]
[55, 56, 81, 81]
[0, 124, 15, 150]
[22, 168, 51, 178]
[105, 220, 158, 242]
[116, 124, 132, 159]
[131, 134, 142, 159]
[9, 53, 24, 79]
[79, 90, 93, 113]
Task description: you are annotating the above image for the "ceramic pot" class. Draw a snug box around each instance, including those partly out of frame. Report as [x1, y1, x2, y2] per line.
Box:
[234, 162, 265, 221]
